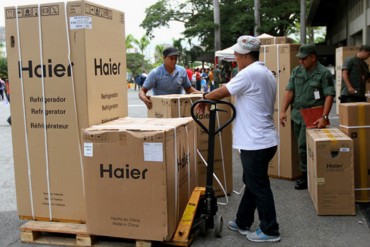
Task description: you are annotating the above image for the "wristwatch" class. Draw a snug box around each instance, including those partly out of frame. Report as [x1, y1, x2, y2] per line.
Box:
[202, 92, 208, 99]
[322, 115, 329, 121]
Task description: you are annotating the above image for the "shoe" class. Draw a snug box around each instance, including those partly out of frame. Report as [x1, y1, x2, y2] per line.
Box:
[295, 172, 307, 190]
[246, 229, 281, 243]
[227, 220, 250, 235]
[295, 174, 307, 190]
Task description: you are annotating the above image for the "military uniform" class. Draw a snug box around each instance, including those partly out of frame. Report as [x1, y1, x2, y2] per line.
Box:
[286, 62, 335, 172]
[341, 55, 370, 97]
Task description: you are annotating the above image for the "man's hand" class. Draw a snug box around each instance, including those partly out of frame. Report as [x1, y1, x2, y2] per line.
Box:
[142, 95, 152, 109]
[313, 117, 329, 129]
[279, 112, 287, 127]
[348, 86, 357, 94]
[194, 102, 210, 115]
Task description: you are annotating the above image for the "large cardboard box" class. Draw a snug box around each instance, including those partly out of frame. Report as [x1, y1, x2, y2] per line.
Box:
[339, 103, 370, 202]
[83, 117, 196, 241]
[258, 35, 294, 46]
[260, 44, 301, 179]
[5, 1, 127, 222]
[306, 128, 355, 215]
[335, 47, 370, 114]
[148, 94, 233, 197]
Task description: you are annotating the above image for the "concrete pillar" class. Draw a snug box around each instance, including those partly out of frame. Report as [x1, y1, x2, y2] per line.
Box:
[300, 0, 306, 44]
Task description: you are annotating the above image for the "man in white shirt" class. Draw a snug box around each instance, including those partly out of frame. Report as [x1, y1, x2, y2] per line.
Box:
[197, 35, 280, 243]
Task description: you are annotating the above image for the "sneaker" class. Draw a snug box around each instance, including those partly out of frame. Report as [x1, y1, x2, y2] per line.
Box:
[246, 229, 281, 242]
[227, 220, 250, 235]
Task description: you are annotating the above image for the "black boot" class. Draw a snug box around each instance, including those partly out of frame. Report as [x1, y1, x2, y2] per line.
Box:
[295, 172, 307, 190]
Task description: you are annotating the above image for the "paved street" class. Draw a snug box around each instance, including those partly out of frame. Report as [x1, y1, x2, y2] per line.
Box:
[0, 88, 369, 247]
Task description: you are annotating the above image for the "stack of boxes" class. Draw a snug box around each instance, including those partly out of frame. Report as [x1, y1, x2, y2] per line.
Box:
[148, 94, 233, 197]
[339, 103, 370, 202]
[5, 1, 127, 222]
[259, 42, 301, 180]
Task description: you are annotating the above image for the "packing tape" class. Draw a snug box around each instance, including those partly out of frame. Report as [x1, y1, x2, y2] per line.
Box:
[15, 5, 35, 219]
[357, 104, 369, 200]
[322, 129, 339, 151]
[276, 45, 281, 177]
[37, 3, 53, 220]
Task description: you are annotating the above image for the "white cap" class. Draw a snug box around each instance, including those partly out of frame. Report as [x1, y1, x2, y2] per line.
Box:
[231, 35, 261, 54]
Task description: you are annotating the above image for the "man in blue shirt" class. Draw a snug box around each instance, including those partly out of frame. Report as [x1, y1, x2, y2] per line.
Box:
[138, 47, 200, 109]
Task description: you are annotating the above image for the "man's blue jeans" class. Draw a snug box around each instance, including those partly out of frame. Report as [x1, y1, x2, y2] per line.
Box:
[235, 146, 280, 236]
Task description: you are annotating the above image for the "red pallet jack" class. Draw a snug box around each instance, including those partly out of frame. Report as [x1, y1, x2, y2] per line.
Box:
[166, 99, 236, 246]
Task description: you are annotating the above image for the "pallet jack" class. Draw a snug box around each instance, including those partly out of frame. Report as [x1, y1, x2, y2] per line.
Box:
[167, 99, 236, 246]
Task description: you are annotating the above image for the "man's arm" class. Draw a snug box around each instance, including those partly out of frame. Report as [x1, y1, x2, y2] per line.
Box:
[342, 70, 356, 94]
[185, 86, 201, 94]
[313, 95, 334, 128]
[279, 90, 294, 127]
[196, 86, 231, 115]
[138, 87, 152, 109]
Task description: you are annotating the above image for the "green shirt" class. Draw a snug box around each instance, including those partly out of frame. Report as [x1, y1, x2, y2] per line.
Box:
[341, 56, 370, 96]
[286, 62, 335, 124]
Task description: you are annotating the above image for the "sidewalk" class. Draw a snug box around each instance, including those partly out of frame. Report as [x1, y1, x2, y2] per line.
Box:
[0, 89, 369, 247]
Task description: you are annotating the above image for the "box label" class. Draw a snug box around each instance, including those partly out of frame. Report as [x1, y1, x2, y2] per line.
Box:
[70, 16, 92, 29]
[84, 143, 93, 157]
[143, 142, 163, 162]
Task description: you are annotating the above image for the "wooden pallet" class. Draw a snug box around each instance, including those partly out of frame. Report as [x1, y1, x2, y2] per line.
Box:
[20, 221, 154, 246]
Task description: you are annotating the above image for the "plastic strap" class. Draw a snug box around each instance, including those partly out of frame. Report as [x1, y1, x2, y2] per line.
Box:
[63, 1, 85, 197]
[16, 5, 35, 219]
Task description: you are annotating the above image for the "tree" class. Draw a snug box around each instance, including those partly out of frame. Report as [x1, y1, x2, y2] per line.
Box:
[141, 0, 302, 51]
[126, 53, 152, 79]
[0, 57, 7, 80]
[153, 44, 165, 66]
[125, 34, 136, 50]
[132, 35, 150, 70]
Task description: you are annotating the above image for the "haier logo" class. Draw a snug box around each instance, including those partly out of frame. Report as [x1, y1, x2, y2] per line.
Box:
[18, 59, 74, 78]
[100, 164, 148, 179]
[94, 58, 121, 76]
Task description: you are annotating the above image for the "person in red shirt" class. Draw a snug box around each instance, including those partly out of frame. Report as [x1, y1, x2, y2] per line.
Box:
[186, 66, 193, 83]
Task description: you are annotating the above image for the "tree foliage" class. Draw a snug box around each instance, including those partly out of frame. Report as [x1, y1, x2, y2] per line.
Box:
[0, 57, 7, 79]
[141, 0, 301, 51]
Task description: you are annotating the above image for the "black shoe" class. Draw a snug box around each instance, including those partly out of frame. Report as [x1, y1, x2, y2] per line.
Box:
[295, 177, 307, 190]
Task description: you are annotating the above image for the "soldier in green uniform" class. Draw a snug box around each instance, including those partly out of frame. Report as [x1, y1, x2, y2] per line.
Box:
[279, 44, 335, 190]
[341, 45, 370, 101]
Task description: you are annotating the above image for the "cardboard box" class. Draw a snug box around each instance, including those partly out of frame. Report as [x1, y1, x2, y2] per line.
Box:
[260, 44, 301, 179]
[5, 1, 127, 222]
[148, 94, 233, 196]
[306, 128, 355, 215]
[258, 36, 294, 46]
[339, 102, 370, 202]
[335, 47, 370, 114]
[83, 117, 196, 241]
[339, 102, 370, 126]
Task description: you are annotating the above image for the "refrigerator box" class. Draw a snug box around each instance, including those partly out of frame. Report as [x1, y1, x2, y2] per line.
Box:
[339, 103, 370, 202]
[83, 117, 196, 241]
[5, 1, 127, 222]
[258, 35, 294, 46]
[148, 94, 233, 197]
[260, 44, 301, 180]
[306, 128, 355, 215]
